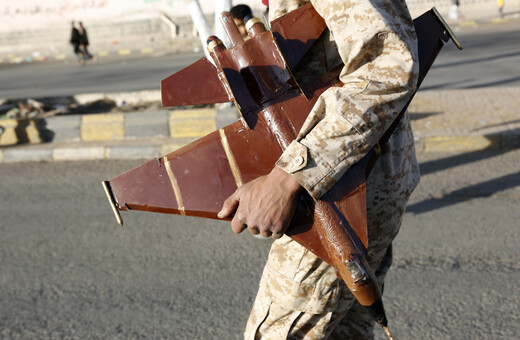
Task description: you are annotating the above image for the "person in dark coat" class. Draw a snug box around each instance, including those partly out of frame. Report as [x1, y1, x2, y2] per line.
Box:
[78, 22, 94, 60]
[70, 21, 83, 63]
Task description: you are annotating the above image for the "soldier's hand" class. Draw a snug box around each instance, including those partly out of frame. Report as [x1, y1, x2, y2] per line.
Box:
[218, 166, 302, 239]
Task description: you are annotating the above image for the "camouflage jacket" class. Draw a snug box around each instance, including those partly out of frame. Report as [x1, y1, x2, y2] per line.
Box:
[271, 0, 420, 199]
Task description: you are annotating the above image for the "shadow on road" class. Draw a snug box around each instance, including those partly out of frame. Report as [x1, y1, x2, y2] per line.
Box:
[409, 111, 442, 121]
[407, 171, 520, 214]
[432, 50, 520, 70]
[408, 146, 519, 214]
[418, 148, 514, 176]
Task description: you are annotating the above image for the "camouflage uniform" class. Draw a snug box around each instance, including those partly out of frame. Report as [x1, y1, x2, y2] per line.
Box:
[244, 0, 420, 339]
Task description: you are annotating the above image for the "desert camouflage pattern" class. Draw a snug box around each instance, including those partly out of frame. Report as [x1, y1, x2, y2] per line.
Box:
[244, 0, 420, 338]
[245, 145, 415, 339]
[274, 0, 420, 200]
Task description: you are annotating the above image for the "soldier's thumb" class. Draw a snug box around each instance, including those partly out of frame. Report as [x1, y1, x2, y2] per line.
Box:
[218, 194, 239, 219]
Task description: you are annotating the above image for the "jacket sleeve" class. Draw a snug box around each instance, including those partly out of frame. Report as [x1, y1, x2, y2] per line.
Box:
[275, 0, 419, 200]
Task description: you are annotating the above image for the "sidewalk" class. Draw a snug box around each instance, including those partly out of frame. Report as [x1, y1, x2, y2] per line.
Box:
[410, 2, 520, 27]
[408, 87, 520, 152]
[0, 86, 519, 163]
[2, 2, 519, 65]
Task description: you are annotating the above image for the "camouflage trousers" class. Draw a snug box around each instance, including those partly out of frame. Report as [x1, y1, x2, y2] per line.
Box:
[244, 137, 419, 340]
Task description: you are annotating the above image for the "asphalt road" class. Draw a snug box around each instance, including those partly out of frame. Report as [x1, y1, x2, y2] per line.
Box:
[419, 19, 520, 90]
[1, 149, 519, 339]
[1, 20, 519, 100]
[0, 52, 203, 100]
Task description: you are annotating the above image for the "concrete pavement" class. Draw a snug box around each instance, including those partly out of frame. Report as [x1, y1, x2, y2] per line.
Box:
[0, 86, 519, 163]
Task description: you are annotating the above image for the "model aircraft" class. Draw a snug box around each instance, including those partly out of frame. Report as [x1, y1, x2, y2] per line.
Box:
[102, 4, 462, 337]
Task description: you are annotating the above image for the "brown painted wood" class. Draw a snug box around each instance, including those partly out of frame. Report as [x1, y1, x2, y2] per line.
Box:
[161, 57, 232, 106]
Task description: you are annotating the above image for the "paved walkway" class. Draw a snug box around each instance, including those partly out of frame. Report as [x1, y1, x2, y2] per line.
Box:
[409, 87, 520, 152]
[2, 2, 519, 64]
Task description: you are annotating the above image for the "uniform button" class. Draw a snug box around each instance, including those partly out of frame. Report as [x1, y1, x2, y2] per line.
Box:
[293, 156, 304, 166]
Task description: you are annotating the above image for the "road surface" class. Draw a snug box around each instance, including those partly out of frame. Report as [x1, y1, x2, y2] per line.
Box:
[1, 149, 519, 339]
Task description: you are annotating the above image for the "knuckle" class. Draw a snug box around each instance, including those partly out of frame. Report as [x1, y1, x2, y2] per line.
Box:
[271, 223, 283, 234]
[235, 211, 246, 222]
[272, 233, 283, 239]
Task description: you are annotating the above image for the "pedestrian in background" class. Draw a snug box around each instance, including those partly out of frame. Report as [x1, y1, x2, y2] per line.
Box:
[78, 22, 95, 61]
[70, 21, 84, 64]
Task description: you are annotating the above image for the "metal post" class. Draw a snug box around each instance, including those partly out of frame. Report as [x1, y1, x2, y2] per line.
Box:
[189, 0, 213, 61]
[214, 0, 232, 47]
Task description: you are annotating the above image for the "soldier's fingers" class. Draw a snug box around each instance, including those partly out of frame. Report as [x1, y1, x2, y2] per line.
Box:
[218, 192, 239, 219]
[271, 232, 284, 239]
[260, 230, 272, 238]
[231, 216, 247, 234]
[248, 226, 261, 235]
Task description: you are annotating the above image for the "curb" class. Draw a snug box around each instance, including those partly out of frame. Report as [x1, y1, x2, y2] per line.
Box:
[0, 105, 240, 163]
[0, 48, 160, 65]
[455, 15, 518, 28]
[0, 140, 194, 163]
[0, 106, 222, 147]
[0, 38, 200, 65]
[2, 85, 519, 163]
[415, 133, 520, 153]
[1, 125, 518, 164]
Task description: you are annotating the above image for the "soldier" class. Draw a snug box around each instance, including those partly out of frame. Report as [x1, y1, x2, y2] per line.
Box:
[218, 0, 420, 338]
[230, 4, 254, 38]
